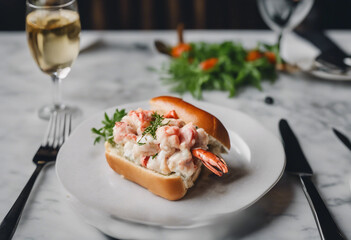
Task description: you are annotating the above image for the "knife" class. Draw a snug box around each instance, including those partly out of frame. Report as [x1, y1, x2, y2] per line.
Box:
[333, 128, 351, 152]
[295, 30, 351, 73]
[279, 119, 345, 240]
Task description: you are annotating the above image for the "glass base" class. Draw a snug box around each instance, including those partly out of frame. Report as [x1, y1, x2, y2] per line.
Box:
[38, 104, 82, 120]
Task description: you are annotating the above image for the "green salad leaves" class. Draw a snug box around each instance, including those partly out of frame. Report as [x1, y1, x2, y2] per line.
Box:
[159, 41, 280, 99]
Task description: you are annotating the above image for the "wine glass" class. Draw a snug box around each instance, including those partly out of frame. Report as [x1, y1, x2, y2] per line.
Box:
[26, 0, 81, 120]
[257, 0, 314, 52]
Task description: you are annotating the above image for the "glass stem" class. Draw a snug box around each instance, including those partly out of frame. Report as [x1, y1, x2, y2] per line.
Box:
[277, 31, 283, 53]
[277, 31, 284, 64]
[51, 75, 63, 110]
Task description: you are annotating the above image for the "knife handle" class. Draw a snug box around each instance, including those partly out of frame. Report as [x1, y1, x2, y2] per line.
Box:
[300, 175, 345, 240]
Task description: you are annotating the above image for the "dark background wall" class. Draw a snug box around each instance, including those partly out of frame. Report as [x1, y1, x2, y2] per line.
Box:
[1, 0, 351, 31]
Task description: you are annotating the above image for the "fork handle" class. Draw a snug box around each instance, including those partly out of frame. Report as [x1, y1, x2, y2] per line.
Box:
[300, 175, 345, 240]
[0, 164, 45, 240]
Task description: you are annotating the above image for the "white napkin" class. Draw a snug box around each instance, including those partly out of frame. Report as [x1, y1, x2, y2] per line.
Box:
[281, 32, 320, 71]
[281, 32, 351, 80]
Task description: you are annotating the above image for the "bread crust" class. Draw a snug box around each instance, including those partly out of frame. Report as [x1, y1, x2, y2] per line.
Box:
[105, 142, 201, 201]
[149, 96, 231, 150]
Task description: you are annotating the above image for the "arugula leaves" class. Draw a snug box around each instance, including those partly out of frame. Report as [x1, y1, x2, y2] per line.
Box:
[159, 41, 278, 99]
[91, 109, 127, 145]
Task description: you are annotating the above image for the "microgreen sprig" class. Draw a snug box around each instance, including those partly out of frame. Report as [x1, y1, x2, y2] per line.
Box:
[137, 112, 168, 145]
[91, 109, 127, 145]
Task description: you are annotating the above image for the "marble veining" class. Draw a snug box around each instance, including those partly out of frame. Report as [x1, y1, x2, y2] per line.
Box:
[0, 31, 351, 239]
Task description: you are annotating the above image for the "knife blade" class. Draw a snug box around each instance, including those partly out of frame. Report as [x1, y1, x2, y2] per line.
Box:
[279, 119, 345, 240]
[333, 128, 351, 151]
[279, 119, 313, 175]
[295, 30, 351, 73]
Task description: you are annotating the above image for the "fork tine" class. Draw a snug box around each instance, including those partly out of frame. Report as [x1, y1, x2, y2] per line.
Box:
[43, 112, 72, 148]
[54, 112, 63, 148]
[42, 111, 58, 147]
[60, 113, 72, 147]
[51, 112, 60, 148]
[60, 113, 67, 146]
[67, 113, 72, 136]
[65, 113, 72, 141]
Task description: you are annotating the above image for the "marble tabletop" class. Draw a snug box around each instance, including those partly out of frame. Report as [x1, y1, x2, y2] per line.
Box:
[0, 30, 351, 240]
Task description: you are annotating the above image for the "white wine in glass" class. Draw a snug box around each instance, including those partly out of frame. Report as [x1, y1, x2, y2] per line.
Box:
[26, 0, 81, 120]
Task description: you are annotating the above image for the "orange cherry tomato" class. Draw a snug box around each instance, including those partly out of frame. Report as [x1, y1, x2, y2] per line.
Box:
[199, 58, 218, 70]
[264, 51, 276, 64]
[246, 50, 262, 62]
[171, 43, 191, 58]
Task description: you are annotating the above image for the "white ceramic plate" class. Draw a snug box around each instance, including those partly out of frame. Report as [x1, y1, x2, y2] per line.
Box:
[56, 100, 285, 231]
[308, 67, 351, 81]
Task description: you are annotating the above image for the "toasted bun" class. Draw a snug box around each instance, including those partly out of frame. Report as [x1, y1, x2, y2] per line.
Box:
[105, 142, 201, 201]
[149, 96, 231, 150]
[105, 96, 229, 200]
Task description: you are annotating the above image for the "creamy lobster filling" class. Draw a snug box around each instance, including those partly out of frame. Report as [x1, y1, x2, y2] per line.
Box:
[111, 108, 209, 182]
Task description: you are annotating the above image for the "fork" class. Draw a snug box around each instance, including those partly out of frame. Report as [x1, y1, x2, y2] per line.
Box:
[0, 112, 72, 240]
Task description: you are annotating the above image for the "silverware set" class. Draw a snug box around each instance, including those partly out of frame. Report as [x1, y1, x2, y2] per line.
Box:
[0, 112, 72, 240]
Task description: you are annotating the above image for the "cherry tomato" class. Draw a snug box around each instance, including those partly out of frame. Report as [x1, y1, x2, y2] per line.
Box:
[264, 51, 276, 64]
[171, 43, 191, 58]
[246, 50, 262, 61]
[199, 58, 218, 70]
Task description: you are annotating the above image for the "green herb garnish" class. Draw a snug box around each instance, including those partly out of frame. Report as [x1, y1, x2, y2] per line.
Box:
[137, 112, 168, 145]
[91, 109, 127, 145]
[158, 41, 278, 99]
[152, 153, 158, 159]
